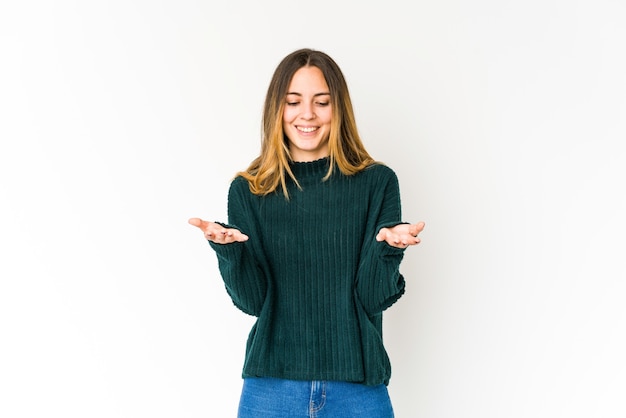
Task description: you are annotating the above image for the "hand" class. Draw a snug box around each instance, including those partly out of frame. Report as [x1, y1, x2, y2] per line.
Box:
[376, 221, 425, 248]
[188, 217, 249, 244]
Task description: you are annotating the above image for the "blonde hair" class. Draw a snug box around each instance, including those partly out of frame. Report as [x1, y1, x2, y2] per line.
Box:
[237, 48, 375, 198]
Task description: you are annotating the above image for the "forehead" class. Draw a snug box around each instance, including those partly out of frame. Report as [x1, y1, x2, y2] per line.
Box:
[287, 66, 329, 93]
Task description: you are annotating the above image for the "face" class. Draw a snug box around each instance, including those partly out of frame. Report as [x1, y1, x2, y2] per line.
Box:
[282, 66, 332, 162]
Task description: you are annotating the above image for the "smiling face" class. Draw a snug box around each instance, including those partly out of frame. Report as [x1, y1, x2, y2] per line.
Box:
[282, 66, 332, 162]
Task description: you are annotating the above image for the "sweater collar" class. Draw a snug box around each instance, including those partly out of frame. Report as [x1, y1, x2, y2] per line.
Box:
[289, 157, 331, 179]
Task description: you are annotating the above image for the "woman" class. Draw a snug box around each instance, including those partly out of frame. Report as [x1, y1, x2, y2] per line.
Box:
[189, 48, 425, 417]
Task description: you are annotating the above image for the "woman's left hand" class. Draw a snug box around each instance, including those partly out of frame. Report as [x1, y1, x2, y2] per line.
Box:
[376, 222, 425, 248]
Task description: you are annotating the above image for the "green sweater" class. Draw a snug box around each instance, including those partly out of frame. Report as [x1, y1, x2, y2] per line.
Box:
[210, 157, 407, 386]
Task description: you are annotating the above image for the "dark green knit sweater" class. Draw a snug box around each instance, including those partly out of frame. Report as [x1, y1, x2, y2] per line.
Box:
[209, 157, 407, 386]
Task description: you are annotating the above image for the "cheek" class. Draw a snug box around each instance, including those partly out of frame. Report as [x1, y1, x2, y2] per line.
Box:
[323, 105, 333, 119]
[321, 109, 333, 125]
[283, 108, 296, 124]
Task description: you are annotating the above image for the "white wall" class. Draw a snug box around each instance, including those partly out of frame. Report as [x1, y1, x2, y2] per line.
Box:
[1, 1, 624, 417]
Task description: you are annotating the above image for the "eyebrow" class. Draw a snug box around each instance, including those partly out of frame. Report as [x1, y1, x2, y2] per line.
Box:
[286, 92, 330, 97]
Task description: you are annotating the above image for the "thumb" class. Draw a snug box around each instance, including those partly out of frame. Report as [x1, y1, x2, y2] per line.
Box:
[188, 217, 205, 229]
[376, 228, 387, 242]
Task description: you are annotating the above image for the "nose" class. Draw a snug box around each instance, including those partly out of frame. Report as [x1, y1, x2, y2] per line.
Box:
[300, 103, 316, 120]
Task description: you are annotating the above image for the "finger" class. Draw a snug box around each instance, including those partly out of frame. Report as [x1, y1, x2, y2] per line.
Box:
[409, 222, 425, 237]
[376, 228, 387, 242]
[210, 230, 249, 243]
[406, 230, 421, 244]
[216, 228, 228, 241]
[408, 234, 421, 245]
[399, 231, 421, 247]
[205, 226, 223, 241]
[188, 217, 206, 228]
[226, 229, 248, 242]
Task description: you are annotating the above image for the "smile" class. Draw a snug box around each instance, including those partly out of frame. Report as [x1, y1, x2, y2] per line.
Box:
[297, 126, 318, 133]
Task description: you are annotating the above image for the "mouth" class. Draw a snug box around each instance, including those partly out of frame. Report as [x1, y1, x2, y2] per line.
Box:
[296, 126, 319, 133]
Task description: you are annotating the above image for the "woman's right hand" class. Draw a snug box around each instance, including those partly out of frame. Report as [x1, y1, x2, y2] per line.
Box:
[188, 217, 249, 244]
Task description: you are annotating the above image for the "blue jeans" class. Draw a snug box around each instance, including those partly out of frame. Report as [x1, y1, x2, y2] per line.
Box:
[237, 377, 395, 417]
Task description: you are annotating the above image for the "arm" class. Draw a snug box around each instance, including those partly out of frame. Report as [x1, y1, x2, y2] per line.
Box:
[190, 178, 269, 316]
[355, 168, 424, 316]
[355, 238, 407, 316]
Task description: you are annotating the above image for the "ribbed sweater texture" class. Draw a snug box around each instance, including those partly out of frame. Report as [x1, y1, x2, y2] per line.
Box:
[209, 157, 407, 386]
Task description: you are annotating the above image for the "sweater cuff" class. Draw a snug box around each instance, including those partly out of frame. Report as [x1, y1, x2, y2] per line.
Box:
[378, 221, 408, 230]
[208, 239, 245, 259]
[377, 240, 407, 256]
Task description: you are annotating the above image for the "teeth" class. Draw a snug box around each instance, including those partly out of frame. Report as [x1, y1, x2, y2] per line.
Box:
[297, 127, 317, 133]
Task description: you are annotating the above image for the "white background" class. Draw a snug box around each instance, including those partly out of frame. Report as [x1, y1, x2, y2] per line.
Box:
[1, 0, 625, 417]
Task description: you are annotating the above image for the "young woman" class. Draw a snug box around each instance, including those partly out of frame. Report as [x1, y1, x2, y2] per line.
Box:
[189, 48, 425, 417]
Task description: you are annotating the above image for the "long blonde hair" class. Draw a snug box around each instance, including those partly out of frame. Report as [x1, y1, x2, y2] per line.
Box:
[238, 48, 375, 198]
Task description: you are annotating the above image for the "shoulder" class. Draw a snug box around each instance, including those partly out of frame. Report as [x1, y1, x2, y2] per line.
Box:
[227, 175, 253, 199]
[364, 162, 397, 175]
[230, 174, 249, 188]
[359, 162, 399, 183]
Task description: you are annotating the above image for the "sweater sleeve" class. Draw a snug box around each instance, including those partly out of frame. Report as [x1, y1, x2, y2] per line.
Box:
[354, 167, 407, 316]
[209, 177, 268, 317]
